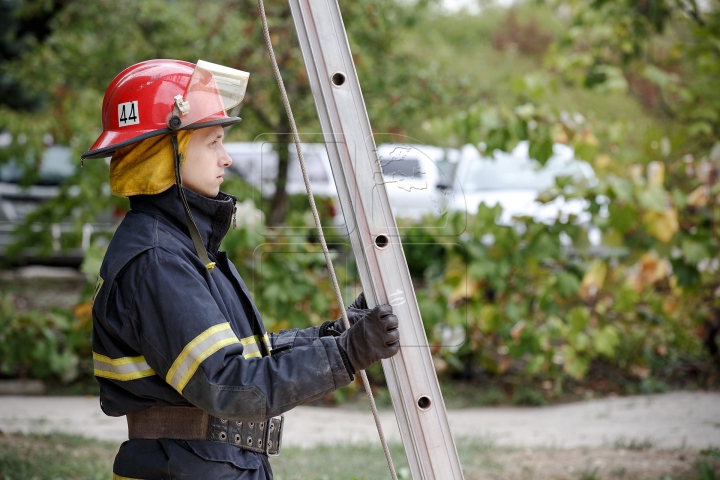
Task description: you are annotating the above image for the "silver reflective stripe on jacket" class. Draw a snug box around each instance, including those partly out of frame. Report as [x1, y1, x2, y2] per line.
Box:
[166, 323, 241, 393]
[94, 352, 156, 381]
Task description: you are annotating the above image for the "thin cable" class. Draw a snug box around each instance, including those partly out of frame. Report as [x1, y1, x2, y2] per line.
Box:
[256, 2, 398, 479]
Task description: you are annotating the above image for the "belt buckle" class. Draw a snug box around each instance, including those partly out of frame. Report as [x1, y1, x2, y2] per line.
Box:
[264, 415, 284, 457]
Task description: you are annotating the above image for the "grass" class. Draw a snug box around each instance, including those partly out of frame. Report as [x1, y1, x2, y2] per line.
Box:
[0, 432, 116, 480]
[438, 382, 508, 408]
[340, 381, 540, 410]
[271, 437, 500, 480]
[0, 431, 495, 480]
[338, 372, 712, 412]
[656, 462, 720, 480]
[579, 467, 601, 480]
[511, 386, 547, 406]
[702, 448, 720, 459]
[614, 437, 655, 451]
[2, 431, 718, 480]
[271, 442, 412, 480]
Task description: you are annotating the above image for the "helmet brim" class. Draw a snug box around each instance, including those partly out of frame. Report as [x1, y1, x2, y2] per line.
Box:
[81, 117, 242, 160]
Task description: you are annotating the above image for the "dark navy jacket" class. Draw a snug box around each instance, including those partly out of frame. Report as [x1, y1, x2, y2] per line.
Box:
[91, 185, 352, 479]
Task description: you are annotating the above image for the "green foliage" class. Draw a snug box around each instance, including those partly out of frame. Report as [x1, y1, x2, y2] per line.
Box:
[652, 461, 720, 480]
[0, 0, 442, 237]
[220, 217, 352, 333]
[2, 0, 719, 395]
[511, 386, 547, 406]
[698, 461, 719, 480]
[614, 437, 654, 451]
[702, 449, 720, 459]
[413, 0, 720, 390]
[2, 430, 717, 480]
[405, 177, 712, 386]
[578, 467, 601, 480]
[0, 294, 92, 382]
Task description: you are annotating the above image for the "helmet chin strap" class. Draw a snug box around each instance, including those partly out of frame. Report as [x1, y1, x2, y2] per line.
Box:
[171, 132, 216, 273]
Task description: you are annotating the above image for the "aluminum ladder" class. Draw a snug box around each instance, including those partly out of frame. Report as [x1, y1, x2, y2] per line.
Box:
[288, 1, 465, 478]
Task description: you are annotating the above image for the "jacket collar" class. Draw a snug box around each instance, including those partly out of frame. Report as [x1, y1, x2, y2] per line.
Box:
[129, 185, 236, 253]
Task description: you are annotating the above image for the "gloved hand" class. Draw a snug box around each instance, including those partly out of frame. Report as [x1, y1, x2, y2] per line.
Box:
[348, 292, 368, 310]
[319, 292, 370, 336]
[336, 304, 400, 374]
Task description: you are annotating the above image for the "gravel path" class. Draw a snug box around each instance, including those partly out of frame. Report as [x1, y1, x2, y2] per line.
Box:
[0, 391, 718, 450]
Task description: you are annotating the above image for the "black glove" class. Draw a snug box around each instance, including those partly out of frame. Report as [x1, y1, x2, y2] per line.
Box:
[319, 292, 370, 336]
[336, 304, 400, 374]
[348, 292, 368, 310]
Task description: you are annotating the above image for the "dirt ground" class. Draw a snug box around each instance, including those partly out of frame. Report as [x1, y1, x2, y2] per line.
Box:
[2, 392, 720, 450]
[1, 393, 720, 478]
[461, 447, 719, 480]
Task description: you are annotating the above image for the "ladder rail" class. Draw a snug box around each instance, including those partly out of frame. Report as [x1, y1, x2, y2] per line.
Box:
[287, 1, 464, 478]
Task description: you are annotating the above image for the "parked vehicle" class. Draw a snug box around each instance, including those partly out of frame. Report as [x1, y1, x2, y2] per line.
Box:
[375, 143, 460, 220]
[224, 141, 344, 225]
[447, 141, 595, 222]
[225, 141, 459, 224]
[0, 145, 116, 265]
[223, 141, 278, 197]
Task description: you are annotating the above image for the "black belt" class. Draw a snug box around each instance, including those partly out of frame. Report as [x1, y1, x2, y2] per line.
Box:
[126, 406, 284, 456]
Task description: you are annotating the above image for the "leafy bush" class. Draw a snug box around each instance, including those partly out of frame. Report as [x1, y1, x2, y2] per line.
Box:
[220, 192, 353, 332]
[185, 160, 720, 392]
[418, 0, 720, 395]
[0, 295, 92, 382]
[226, 157, 715, 392]
[403, 131, 717, 389]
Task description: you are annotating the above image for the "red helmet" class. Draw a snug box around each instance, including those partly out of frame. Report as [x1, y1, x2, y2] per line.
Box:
[82, 59, 248, 159]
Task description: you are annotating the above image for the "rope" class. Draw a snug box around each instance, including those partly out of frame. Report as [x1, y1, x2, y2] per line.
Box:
[256, 2, 398, 479]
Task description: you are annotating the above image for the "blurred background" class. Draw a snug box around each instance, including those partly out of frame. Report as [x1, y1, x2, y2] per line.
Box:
[1, 0, 719, 478]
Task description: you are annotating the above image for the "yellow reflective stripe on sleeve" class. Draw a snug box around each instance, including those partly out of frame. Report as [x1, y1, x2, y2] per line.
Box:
[91, 276, 104, 307]
[262, 332, 272, 353]
[166, 323, 241, 393]
[93, 352, 155, 381]
[240, 334, 262, 359]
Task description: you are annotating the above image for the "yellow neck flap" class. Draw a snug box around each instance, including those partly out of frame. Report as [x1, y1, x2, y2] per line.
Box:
[109, 130, 193, 197]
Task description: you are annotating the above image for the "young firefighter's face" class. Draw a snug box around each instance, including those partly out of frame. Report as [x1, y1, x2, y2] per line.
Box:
[183, 125, 232, 198]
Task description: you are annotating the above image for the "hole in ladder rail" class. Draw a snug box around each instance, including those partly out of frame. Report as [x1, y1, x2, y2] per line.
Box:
[374, 234, 389, 249]
[331, 72, 346, 86]
[417, 395, 432, 411]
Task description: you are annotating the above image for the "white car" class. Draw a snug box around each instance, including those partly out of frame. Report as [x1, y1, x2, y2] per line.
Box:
[225, 142, 459, 223]
[375, 143, 459, 220]
[224, 141, 344, 225]
[225, 142, 339, 198]
[223, 141, 278, 197]
[448, 141, 596, 227]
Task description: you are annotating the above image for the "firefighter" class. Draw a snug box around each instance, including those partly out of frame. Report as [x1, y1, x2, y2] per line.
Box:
[82, 59, 400, 479]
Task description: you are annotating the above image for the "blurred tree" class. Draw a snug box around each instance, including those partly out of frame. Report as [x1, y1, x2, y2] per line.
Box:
[419, 0, 720, 385]
[0, 0, 64, 112]
[0, 0, 442, 236]
[543, 0, 719, 154]
[227, 0, 440, 224]
[546, 0, 720, 363]
[3, 0, 719, 390]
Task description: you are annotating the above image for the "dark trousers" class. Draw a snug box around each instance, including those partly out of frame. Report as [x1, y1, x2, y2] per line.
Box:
[113, 439, 273, 480]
